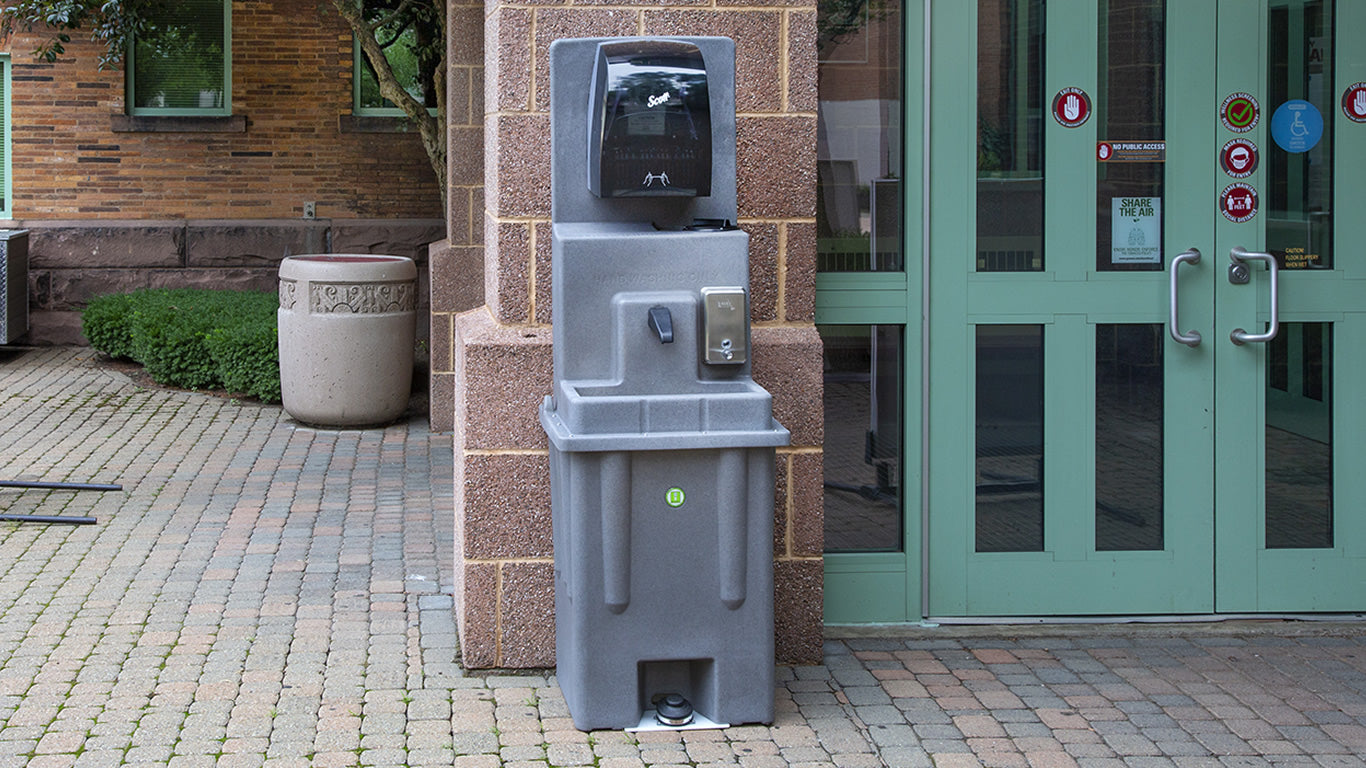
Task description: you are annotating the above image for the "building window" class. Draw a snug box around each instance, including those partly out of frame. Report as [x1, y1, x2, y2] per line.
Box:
[127, 0, 230, 116]
[353, 1, 440, 115]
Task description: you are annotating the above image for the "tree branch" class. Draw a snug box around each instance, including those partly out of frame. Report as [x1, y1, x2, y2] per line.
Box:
[366, 0, 420, 35]
[331, 0, 446, 213]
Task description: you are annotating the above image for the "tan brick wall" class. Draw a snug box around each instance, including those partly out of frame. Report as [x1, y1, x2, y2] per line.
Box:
[448, 0, 823, 668]
[3, 0, 442, 220]
[428, 0, 489, 429]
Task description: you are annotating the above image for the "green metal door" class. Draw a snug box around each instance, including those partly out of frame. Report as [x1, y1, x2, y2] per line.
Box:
[926, 0, 1366, 617]
[1213, 0, 1366, 611]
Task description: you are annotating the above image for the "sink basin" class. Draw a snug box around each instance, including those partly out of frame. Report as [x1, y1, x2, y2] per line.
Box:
[540, 374, 787, 452]
[555, 378, 774, 436]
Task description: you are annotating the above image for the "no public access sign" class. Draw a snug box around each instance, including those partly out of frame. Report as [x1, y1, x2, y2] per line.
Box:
[1097, 141, 1166, 162]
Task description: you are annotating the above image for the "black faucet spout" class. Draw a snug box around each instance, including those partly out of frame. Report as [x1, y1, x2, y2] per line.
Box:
[648, 306, 674, 343]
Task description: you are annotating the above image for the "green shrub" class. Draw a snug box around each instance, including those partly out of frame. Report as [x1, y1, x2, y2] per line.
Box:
[205, 293, 281, 403]
[82, 287, 282, 403]
[81, 292, 138, 359]
[128, 290, 226, 391]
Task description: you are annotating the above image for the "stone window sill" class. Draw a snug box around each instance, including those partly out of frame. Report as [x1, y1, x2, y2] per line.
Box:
[339, 114, 419, 134]
[110, 114, 248, 133]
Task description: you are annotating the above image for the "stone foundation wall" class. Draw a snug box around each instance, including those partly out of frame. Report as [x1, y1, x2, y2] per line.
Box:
[439, 0, 824, 668]
[8, 218, 444, 345]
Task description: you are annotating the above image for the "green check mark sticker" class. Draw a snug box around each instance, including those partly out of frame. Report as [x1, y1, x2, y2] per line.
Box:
[1222, 92, 1259, 132]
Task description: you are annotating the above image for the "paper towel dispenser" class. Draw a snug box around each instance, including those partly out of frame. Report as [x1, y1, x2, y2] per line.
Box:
[588, 39, 712, 198]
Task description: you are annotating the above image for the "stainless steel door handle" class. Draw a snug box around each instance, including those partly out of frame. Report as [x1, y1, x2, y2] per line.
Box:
[1169, 248, 1202, 347]
[1229, 246, 1280, 345]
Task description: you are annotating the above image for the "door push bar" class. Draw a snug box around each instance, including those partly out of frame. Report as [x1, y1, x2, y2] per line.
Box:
[1228, 246, 1280, 345]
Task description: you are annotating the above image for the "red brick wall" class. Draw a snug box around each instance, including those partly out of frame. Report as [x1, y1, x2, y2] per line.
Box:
[4, 0, 441, 220]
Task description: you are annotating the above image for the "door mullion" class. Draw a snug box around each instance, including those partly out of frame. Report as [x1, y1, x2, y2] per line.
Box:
[1044, 0, 1099, 280]
[1043, 315, 1095, 560]
[1210, 0, 1269, 613]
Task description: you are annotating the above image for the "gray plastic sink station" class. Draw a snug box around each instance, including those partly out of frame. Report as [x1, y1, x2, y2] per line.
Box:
[541, 37, 788, 732]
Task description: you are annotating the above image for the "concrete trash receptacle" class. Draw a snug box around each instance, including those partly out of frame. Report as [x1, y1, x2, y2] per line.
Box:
[278, 254, 416, 427]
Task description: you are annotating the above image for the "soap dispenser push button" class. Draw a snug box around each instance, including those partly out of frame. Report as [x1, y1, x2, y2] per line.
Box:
[701, 287, 747, 365]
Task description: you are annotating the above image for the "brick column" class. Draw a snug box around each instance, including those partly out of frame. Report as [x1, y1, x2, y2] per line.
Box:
[449, 0, 823, 668]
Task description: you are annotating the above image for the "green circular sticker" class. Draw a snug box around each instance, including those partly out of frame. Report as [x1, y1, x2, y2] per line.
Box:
[665, 487, 686, 508]
[1222, 92, 1259, 133]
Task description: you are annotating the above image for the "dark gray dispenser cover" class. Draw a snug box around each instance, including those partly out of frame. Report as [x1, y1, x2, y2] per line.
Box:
[588, 39, 712, 198]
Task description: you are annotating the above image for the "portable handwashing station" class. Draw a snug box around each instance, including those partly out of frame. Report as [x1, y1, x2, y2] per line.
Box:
[540, 36, 789, 732]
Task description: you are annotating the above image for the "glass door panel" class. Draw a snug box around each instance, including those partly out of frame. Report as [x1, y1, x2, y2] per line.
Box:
[1095, 323, 1165, 552]
[817, 0, 907, 273]
[1264, 323, 1332, 550]
[975, 325, 1044, 552]
[977, 1, 1045, 272]
[1095, 0, 1166, 272]
[822, 325, 904, 553]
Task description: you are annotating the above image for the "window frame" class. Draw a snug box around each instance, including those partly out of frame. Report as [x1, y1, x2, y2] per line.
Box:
[351, 19, 438, 117]
[126, 1, 232, 118]
[0, 55, 11, 216]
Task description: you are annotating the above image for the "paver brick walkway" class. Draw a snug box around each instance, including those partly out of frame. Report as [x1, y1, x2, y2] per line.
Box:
[0, 348, 1364, 767]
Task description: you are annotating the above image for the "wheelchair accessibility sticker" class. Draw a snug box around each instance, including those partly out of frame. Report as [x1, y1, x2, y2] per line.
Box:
[1270, 100, 1323, 153]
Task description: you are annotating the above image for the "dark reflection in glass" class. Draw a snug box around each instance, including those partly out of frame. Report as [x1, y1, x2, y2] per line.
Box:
[1270, 330, 1289, 392]
[1267, 0, 1333, 270]
[976, 325, 1044, 552]
[821, 325, 903, 552]
[132, 0, 227, 111]
[1095, 324, 1164, 551]
[816, 0, 904, 271]
[977, 0, 1045, 272]
[1096, 0, 1165, 272]
[1266, 323, 1333, 549]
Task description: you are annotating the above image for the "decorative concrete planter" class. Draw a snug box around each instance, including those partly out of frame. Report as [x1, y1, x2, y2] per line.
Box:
[278, 254, 417, 427]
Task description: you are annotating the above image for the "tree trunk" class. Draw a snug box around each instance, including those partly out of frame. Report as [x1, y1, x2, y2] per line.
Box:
[332, 0, 448, 217]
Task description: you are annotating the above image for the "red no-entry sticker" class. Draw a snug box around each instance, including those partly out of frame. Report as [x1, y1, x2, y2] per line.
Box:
[1344, 83, 1366, 123]
[1052, 87, 1091, 128]
[1221, 183, 1258, 223]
